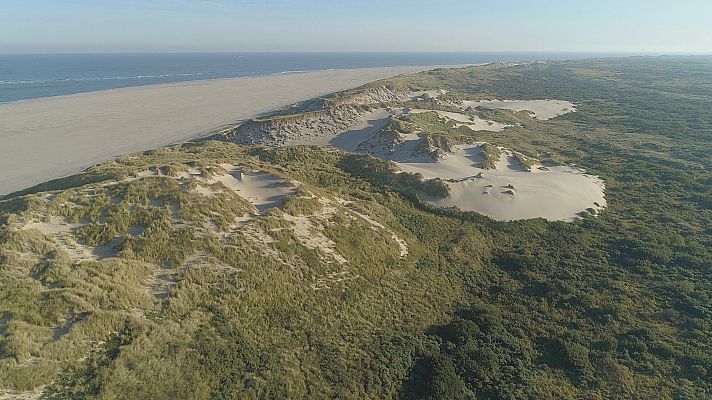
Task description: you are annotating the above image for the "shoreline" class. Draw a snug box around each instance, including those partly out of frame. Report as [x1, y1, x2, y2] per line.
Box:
[0, 63, 476, 106]
[0, 65, 466, 196]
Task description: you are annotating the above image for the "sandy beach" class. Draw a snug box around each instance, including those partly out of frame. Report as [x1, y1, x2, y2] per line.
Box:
[0, 66, 439, 196]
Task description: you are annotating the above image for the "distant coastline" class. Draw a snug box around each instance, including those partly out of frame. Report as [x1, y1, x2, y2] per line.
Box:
[0, 52, 622, 104]
[0, 65, 435, 195]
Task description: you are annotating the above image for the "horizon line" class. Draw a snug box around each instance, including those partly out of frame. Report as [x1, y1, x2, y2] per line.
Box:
[1, 50, 711, 56]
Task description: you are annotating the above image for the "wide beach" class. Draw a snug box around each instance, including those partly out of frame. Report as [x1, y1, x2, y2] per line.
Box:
[0, 65, 439, 196]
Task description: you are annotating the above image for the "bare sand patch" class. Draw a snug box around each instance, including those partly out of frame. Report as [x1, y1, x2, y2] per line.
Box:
[461, 99, 577, 120]
[23, 216, 120, 259]
[394, 141, 480, 175]
[282, 213, 348, 265]
[24, 217, 83, 236]
[212, 164, 297, 213]
[396, 145, 605, 221]
[193, 184, 217, 197]
[286, 108, 393, 148]
[127, 225, 147, 237]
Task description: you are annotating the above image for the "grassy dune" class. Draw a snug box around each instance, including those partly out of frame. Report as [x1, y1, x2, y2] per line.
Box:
[1, 57, 711, 399]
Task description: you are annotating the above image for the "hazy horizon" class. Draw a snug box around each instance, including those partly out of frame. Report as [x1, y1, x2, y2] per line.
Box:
[2, 0, 711, 54]
[4, 50, 700, 56]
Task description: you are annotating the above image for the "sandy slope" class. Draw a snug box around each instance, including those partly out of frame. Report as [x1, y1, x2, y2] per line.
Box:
[0, 66, 443, 196]
[240, 94, 603, 221]
[396, 145, 605, 221]
[461, 99, 576, 120]
[212, 164, 297, 213]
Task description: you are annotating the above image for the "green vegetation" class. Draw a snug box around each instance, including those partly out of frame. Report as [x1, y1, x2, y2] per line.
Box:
[403, 111, 475, 139]
[513, 152, 537, 171]
[339, 153, 450, 198]
[480, 143, 501, 170]
[1, 57, 711, 399]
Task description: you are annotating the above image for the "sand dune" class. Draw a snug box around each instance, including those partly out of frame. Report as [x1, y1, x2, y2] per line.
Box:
[216, 81, 602, 222]
[212, 164, 297, 213]
[0, 66, 446, 196]
[461, 99, 576, 120]
[395, 145, 605, 221]
[284, 103, 604, 221]
[409, 109, 511, 132]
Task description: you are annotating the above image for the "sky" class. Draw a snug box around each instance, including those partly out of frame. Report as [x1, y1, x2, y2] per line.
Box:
[1, 0, 711, 53]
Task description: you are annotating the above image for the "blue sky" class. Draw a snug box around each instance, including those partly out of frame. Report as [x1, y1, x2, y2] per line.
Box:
[2, 0, 711, 53]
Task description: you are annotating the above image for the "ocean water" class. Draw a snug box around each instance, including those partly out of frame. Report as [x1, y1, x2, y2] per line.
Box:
[0, 52, 607, 104]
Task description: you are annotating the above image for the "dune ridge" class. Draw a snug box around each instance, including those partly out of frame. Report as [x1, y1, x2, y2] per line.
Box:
[0, 66, 450, 196]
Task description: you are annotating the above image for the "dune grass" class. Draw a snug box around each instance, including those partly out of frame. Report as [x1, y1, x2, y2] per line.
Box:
[1, 57, 712, 399]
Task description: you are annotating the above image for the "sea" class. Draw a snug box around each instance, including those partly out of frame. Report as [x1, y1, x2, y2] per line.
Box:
[0, 52, 615, 104]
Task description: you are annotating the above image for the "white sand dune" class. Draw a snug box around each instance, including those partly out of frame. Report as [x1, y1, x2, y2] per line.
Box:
[302, 110, 604, 221]
[0, 66, 449, 196]
[461, 99, 576, 120]
[212, 164, 297, 213]
[132, 163, 296, 214]
[286, 108, 393, 148]
[220, 86, 601, 222]
[396, 145, 605, 221]
[430, 166, 605, 221]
